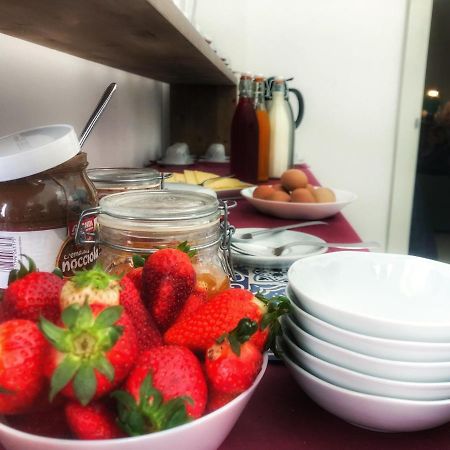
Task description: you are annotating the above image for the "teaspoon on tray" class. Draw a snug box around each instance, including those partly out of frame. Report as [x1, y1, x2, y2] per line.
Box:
[232, 221, 327, 242]
[231, 240, 380, 256]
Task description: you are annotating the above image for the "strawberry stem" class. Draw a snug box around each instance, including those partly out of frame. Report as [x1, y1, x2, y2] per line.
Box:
[71, 264, 120, 290]
[112, 373, 192, 436]
[177, 241, 197, 259]
[132, 254, 147, 268]
[7, 254, 37, 284]
[217, 318, 258, 356]
[39, 303, 124, 405]
[255, 294, 291, 354]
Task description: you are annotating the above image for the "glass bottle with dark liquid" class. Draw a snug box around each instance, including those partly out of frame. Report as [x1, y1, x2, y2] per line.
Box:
[230, 73, 259, 183]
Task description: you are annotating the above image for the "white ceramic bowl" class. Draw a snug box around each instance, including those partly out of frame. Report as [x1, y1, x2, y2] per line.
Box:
[0, 355, 268, 450]
[280, 345, 450, 432]
[289, 251, 450, 342]
[240, 187, 357, 220]
[281, 315, 450, 382]
[286, 287, 450, 362]
[280, 333, 450, 401]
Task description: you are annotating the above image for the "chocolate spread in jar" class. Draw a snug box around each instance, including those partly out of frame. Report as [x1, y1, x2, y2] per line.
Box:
[0, 152, 99, 294]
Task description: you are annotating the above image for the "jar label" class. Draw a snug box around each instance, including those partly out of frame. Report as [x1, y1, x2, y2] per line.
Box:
[56, 217, 100, 278]
[0, 217, 99, 288]
[0, 228, 67, 289]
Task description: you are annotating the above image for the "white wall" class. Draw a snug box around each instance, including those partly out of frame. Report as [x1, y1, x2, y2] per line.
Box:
[196, 0, 413, 249]
[0, 33, 168, 168]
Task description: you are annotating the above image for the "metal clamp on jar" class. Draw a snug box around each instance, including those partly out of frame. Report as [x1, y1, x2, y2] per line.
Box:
[75, 189, 236, 297]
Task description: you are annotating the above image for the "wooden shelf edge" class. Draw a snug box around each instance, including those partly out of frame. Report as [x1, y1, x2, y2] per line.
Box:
[0, 0, 237, 86]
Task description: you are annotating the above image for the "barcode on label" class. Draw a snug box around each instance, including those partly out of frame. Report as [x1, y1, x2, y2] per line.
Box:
[0, 236, 19, 271]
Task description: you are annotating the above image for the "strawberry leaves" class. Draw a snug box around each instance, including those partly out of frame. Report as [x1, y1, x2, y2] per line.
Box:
[71, 264, 120, 290]
[7, 255, 37, 284]
[39, 303, 124, 406]
[113, 373, 191, 435]
[217, 318, 258, 356]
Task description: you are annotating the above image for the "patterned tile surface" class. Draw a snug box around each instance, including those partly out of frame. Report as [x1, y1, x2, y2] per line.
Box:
[230, 266, 288, 298]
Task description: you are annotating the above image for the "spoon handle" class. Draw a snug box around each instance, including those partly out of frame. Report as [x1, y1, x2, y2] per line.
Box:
[274, 240, 380, 255]
[79, 82, 117, 148]
[237, 221, 327, 240]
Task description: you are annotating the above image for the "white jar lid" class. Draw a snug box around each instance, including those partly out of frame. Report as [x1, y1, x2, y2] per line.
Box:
[0, 124, 80, 182]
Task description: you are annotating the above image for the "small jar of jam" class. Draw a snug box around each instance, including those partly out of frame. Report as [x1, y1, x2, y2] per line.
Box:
[76, 189, 235, 297]
[86, 168, 164, 199]
[0, 125, 99, 295]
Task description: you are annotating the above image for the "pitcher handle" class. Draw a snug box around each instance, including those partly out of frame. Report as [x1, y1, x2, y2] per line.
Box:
[289, 88, 304, 128]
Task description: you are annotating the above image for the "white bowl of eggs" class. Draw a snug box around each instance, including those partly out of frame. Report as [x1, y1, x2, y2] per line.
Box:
[241, 169, 357, 220]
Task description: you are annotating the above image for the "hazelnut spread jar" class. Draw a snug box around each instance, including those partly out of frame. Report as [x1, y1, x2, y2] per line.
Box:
[76, 189, 235, 297]
[0, 125, 99, 294]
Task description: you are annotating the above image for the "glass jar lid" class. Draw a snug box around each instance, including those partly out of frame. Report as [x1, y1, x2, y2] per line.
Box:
[87, 168, 160, 185]
[99, 189, 220, 221]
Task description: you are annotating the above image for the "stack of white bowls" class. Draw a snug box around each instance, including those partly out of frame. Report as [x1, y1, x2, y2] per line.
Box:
[279, 251, 450, 432]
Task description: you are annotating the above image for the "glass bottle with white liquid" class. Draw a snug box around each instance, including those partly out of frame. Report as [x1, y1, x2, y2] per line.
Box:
[268, 76, 293, 178]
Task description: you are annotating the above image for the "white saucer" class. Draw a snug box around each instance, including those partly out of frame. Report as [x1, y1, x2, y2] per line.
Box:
[231, 229, 327, 269]
[198, 156, 230, 163]
[157, 158, 195, 166]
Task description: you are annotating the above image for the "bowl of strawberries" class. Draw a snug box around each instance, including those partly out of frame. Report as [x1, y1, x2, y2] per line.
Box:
[0, 247, 287, 450]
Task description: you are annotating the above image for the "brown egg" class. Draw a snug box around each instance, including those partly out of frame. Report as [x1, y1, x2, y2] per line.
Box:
[266, 190, 291, 202]
[306, 183, 316, 195]
[281, 169, 308, 191]
[271, 183, 288, 192]
[314, 187, 336, 203]
[290, 188, 316, 203]
[253, 185, 275, 199]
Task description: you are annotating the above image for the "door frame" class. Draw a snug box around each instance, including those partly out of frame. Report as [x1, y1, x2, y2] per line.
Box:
[386, 0, 433, 253]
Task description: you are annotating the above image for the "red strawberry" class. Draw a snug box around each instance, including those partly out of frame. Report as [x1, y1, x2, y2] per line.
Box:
[113, 345, 207, 434]
[0, 319, 48, 414]
[141, 243, 196, 331]
[205, 318, 263, 395]
[60, 265, 121, 310]
[164, 289, 290, 352]
[65, 400, 125, 440]
[176, 287, 208, 323]
[124, 254, 146, 292]
[6, 406, 71, 438]
[206, 390, 237, 413]
[119, 276, 163, 351]
[2, 257, 63, 323]
[125, 267, 143, 293]
[40, 303, 138, 406]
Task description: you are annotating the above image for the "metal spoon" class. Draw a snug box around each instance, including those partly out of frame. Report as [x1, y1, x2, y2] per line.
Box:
[233, 221, 327, 241]
[79, 82, 117, 148]
[231, 240, 380, 257]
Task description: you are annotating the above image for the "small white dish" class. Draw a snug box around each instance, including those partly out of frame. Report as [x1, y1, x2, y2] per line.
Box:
[281, 315, 450, 383]
[286, 287, 450, 363]
[157, 157, 196, 166]
[280, 332, 450, 400]
[289, 252, 450, 342]
[241, 187, 357, 220]
[231, 229, 327, 269]
[0, 355, 268, 450]
[280, 345, 450, 432]
[198, 156, 230, 164]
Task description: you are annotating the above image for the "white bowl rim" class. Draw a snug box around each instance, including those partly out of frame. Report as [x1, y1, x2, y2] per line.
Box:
[240, 186, 358, 207]
[0, 354, 268, 445]
[288, 252, 450, 333]
[286, 286, 450, 350]
[280, 343, 450, 406]
[281, 330, 450, 389]
[282, 314, 450, 369]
